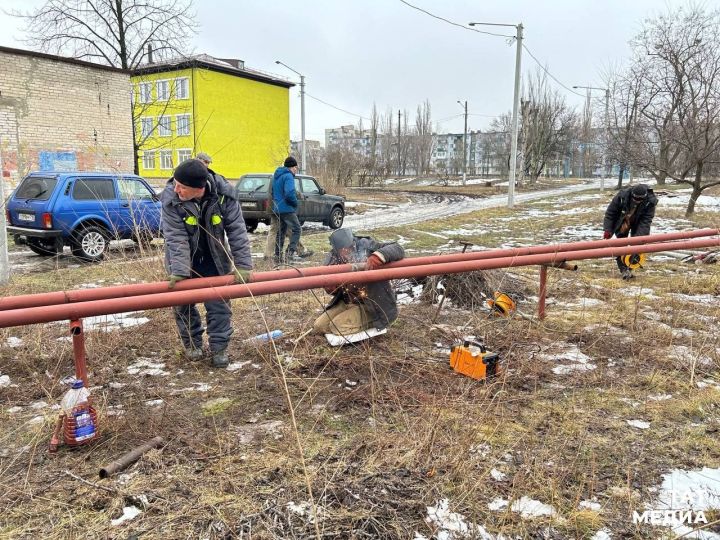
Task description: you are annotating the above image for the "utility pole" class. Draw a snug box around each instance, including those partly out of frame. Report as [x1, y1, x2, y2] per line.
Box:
[457, 100, 468, 185]
[275, 61, 307, 173]
[397, 109, 401, 177]
[469, 21, 523, 208]
[573, 85, 609, 191]
[0, 137, 9, 284]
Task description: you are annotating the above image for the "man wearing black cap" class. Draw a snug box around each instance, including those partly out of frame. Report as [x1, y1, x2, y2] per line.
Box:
[160, 158, 253, 367]
[272, 156, 303, 263]
[603, 183, 658, 279]
[313, 228, 405, 340]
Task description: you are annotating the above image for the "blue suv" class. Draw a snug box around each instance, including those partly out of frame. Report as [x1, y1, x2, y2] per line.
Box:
[7, 172, 161, 262]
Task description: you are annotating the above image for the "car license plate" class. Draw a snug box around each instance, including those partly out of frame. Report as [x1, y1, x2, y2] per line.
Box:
[18, 213, 34, 221]
[241, 202, 256, 209]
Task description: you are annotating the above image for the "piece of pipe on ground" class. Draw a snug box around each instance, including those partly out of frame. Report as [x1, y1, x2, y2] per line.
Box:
[99, 436, 164, 478]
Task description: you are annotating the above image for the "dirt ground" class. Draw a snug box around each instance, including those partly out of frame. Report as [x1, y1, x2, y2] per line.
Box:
[1, 180, 720, 539]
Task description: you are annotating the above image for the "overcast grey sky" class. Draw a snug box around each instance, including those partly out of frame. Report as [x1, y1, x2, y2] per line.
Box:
[0, 0, 701, 142]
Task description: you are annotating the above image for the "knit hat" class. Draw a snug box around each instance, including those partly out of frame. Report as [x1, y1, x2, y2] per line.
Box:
[174, 159, 208, 189]
[284, 156, 298, 168]
[631, 184, 648, 200]
[329, 228, 355, 251]
[196, 152, 212, 164]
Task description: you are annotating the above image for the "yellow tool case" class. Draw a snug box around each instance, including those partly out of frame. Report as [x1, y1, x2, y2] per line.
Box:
[449, 340, 501, 380]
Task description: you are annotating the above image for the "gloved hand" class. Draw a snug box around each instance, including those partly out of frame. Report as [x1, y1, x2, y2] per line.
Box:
[168, 275, 187, 289]
[231, 268, 252, 284]
[365, 253, 384, 270]
[603, 231, 612, 240]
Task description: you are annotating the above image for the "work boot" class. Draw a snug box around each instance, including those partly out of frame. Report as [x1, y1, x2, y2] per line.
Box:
[299, 249, 314, 259]
[211, 348, 229, 368]
[621, 268, 634, 281]
[185, 347, 204, 361]
[286, 250, 302, 263]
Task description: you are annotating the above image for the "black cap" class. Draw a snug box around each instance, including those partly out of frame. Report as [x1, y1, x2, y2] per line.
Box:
[329, 228, 354, 250]
[174, 159, 208, 189]
[284, 156, 298, 168]
[631, 184, 648, 200]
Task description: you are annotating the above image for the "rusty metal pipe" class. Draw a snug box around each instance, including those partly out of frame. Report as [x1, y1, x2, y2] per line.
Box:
[0, 236, 718, 329]
[70, 319, 88, 386]
[0, 229, 716, 312]
[538, 266, 548, 320]
[98, 436, 164, 478]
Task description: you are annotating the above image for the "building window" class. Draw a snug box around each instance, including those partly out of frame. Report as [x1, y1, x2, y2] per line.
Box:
[159, 150, 173, 169]
[176, 114, 190, 136]
[142, 151, 156, 170]
[138, 82, 152, 103]
[175, 77, 189, 99]
[156, 80, 170, 101]
[177, 148, 192, 163]
[158, 116, 171, 137]
[140, 117, 154, 138]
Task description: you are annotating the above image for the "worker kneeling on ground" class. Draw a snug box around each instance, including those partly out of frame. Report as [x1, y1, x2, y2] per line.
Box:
[313, 228, 404, 342]
[602, 183, 658, 280]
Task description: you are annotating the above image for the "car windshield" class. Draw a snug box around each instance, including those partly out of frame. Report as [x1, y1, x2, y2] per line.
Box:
[237, 176, 270, 193]
[15, 177, 58, 200]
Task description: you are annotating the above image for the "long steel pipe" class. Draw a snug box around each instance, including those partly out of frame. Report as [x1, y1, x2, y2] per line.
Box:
[0, 236, 717, 329]
[0, 228, 716, 312]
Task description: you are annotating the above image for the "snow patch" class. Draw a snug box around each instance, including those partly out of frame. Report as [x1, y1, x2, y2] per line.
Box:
[0, 374, 10, 388]
[627, 419, 651, 430]
[422, 498, 500, 540]
[6, 337, 23, 348]
[111, 505, 142, 526]
[510, 496, 558, 518]
[82, 312, 150, 331]
[579, 499, 602, 511]
[127, 359, 168, 376]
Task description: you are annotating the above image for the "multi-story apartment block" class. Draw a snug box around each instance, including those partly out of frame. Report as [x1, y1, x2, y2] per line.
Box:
[0, 46, 134, 186]
[132, 54, 294, 179]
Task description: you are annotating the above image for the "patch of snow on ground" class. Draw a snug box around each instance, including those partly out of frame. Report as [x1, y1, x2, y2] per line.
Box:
[510, 496, 557, 518]
[0, 375, 10, 388]
[670, 293, 720, 307]
[127, 359, 168, 376]
[661, 194, 720, 212]
[648, 394, 673, 401]
[421, 499, 499, 540]
[645, 467, 720, 539]
[82, 312, 150, 331]
[627, 419, 651, 429]
[579, 500, 602, 511]
[490, 469, 507, 481]
[111, 505, 142, 526]
[667, 345, 714, 366]
[591, 529, 612, 540]
[6, 337, 23, 348]
[539, 343, 598, 376]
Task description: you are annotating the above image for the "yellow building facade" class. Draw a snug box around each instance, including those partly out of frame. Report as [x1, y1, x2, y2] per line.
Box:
[131, 56, 293, 180]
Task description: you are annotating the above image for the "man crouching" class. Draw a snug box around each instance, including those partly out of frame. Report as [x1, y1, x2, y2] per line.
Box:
[313, 228, 404, 343]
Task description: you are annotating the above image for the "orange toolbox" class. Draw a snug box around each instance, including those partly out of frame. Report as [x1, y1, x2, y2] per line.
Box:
[449, 340, 501, 380]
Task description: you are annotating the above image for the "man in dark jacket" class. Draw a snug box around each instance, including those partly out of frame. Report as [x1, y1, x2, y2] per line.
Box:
[161, 159, 253, 368]
[272, 156, 302, 263]
[603, 183, 658, 279]
[313, 228, 405, 338]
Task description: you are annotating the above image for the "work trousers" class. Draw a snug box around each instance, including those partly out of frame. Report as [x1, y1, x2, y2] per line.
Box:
[276, 212, 302, 256]
[313, 300, 373, 335]
[173, 258, 232, 353]
[264, 215, 306, 258]
[615, 231, 630, 272]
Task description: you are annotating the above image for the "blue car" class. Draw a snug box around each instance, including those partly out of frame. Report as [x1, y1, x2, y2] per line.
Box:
[6, 172, 161, 262]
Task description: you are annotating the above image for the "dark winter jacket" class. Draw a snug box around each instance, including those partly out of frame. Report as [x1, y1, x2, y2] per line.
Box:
[603, 186, 658, 237]
[160, 173, 252, 277]
[324, 236, 405, 329]
[272, 166, 298, 214]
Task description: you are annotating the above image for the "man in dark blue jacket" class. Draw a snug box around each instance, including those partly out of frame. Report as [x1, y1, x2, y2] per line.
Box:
[272, 156, 302, 263]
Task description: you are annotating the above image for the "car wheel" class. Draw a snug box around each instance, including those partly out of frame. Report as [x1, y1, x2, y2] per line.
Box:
[245, 219, 258, 233]
[328, 206, 345, 229]
[26, 238, 60, 257]
[71, 225, 109, 262]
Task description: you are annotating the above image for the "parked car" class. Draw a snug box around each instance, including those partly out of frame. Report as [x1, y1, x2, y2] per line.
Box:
[6, 172, 161, 262]
[234, 173, 345, 232]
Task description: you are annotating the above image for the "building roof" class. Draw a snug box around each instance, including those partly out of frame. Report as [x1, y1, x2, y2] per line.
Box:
[0, 45, 128, 73]
[133, 53, 294, 89]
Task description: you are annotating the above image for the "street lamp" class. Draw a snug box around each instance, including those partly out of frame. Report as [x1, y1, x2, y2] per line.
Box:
[457, 100, 468, 185]
[573, 85, 609, 190]
[275, 60, 306, 174]
[469, 21, 523, 208]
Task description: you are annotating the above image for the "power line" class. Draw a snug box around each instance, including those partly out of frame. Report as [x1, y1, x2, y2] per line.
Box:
[305, 93, 371, 121]
[522, 43, 589, 98]
[398, 0, 514, 38]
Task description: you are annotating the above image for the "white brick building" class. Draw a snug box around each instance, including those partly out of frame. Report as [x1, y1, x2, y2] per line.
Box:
[0, 46, 134, 186]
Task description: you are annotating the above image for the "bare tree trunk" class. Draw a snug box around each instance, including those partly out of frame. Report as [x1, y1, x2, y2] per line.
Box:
[616, 166, 624, 190]
[686, 161, 703, 216]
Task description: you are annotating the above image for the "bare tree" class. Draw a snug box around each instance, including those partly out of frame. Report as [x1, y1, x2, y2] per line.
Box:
[607, 65, 644, 189]
[10, 0, 198, 69]
[413, 100, 434, 175]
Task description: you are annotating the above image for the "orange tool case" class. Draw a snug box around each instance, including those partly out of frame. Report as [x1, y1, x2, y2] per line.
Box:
[449, 340, 501, 380]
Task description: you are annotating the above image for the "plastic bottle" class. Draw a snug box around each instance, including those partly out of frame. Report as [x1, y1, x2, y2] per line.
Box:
[60, 380, 96, 442]
[244, 330, 283, 343]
